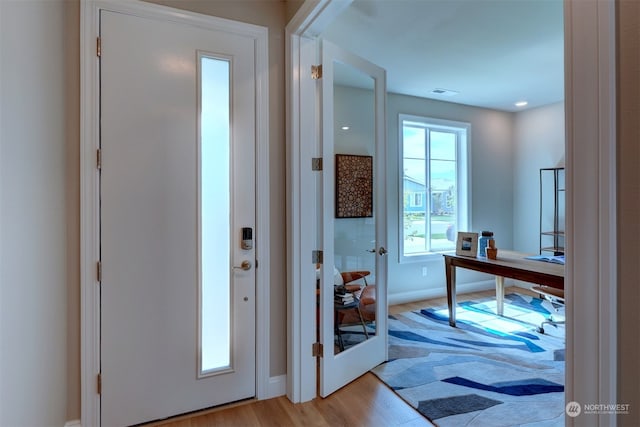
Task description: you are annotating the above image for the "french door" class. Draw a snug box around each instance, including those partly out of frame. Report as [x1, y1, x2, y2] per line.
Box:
[99, 7, 260, 426]
[319, 40, 388, 396]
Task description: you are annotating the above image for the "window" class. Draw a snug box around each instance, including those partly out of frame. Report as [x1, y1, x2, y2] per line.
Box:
[410, 192, 423, 208]
[400, 114, 469, 261]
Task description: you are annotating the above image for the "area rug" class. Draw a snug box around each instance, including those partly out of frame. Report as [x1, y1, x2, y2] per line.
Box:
[371, 293, 565, 427]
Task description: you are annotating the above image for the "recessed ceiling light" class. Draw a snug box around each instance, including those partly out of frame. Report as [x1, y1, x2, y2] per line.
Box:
[515, 101, 528, 107]
[341, 126, 350, 130]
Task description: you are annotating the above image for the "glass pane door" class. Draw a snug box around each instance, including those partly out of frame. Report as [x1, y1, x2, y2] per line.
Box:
[319, 40, 387, 397]
[332, 61, 377, 354]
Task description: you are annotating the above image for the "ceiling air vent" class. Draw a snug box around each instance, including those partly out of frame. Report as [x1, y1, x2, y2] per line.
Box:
[430, 88, 459, 97]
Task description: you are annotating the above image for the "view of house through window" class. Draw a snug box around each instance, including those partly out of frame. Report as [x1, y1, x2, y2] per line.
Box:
[401, 115, 469, 260]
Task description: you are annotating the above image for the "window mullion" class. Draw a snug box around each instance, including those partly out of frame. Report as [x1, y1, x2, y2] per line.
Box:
[425, 128, 431, 252]
[454, 130, 460, 238]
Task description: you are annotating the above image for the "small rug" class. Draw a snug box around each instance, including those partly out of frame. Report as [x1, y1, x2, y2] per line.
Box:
[372, 293, 565, 427]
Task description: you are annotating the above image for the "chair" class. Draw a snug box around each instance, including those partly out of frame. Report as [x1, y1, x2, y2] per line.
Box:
[315, 265, 378, 350]
[338, 278, 376, 325]
[531, 285, 565, 334]
[332, 268, 376, 350]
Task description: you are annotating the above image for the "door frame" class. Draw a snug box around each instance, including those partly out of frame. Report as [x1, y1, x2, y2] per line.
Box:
[80, 1, 270, 425]
[286, 2, 617, 423]
[285, 0, 354, 403]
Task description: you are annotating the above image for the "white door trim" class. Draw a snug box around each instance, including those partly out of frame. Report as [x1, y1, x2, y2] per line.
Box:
[284, 32, 318, 403]
[286, 0, 618, 417]
[564, 1, 617, 425]
[285, 0, 354, 403]
[80, 1, 270, 425]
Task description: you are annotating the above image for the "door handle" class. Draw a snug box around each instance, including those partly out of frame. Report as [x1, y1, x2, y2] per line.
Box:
[378, 247, 388, 256]
[233, 260, 252, 271]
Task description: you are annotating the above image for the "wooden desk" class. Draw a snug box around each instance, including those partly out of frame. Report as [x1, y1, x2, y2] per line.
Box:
[443, 250, 564, 327]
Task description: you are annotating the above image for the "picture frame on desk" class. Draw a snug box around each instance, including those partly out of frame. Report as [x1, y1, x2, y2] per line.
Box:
[455, 232, 478, 257]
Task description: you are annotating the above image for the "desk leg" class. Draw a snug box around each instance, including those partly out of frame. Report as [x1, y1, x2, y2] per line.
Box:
[445, 258, 456, 327]
[495, 276, 504, 316]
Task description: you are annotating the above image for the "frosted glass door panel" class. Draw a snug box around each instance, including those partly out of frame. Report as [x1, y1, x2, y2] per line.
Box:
[200, 56, 231, 374]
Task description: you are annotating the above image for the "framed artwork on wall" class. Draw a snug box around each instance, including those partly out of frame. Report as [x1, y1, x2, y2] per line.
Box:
[335, 154, 373, 218]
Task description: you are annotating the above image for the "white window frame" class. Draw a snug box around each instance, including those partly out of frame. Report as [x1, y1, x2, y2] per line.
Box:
[398, 114, 470, 263]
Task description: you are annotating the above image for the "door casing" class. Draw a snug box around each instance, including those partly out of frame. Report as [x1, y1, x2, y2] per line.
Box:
[80, 1, 270, 425]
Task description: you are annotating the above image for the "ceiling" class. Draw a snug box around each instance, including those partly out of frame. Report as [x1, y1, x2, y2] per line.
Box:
[321, 0, 564, 112]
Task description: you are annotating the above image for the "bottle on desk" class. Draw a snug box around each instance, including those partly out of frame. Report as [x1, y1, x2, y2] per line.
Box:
[478, 231, 495, 258]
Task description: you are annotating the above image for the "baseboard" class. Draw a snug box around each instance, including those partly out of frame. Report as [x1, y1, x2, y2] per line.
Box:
[511, 280, 536, 291]
[266, 374, 287, 399]
[64, 376, 286, 427]
[388, 279, 519, 306]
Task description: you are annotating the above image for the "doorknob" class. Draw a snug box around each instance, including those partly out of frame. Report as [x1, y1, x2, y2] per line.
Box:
[233, 260, 252, 271]
[378, 247, 388, 256]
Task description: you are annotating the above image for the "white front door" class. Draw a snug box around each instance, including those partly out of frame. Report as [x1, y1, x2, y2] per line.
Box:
[100, 8, 259, 426]
[319, 40, 388, 396]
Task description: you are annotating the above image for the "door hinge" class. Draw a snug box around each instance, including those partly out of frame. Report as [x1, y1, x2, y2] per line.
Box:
[97, 261, 102, 282]
[97, 148, 102, 170]
[311, 64, 322, 80]
[312, 342, 323, 358]
[97, 37, 101, 58]
[312, 250, 323, 265]
[97, 373, 102, 395]
[312, 157, 323, 171]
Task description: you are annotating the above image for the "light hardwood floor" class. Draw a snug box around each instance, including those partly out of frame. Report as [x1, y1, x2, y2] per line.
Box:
[146, 371, 433, 427]
[146, 286, 535, 427]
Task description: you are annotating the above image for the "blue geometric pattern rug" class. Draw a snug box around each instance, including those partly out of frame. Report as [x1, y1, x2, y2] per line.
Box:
[371, 293, 565, 426]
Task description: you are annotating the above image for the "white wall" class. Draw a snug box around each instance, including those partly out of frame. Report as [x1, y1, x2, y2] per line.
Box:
[0, 1, 69, 425]
[512, 102, 565, 254]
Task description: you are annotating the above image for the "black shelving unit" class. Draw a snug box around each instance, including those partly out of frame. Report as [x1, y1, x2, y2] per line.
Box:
[539, 167, 565, 255]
